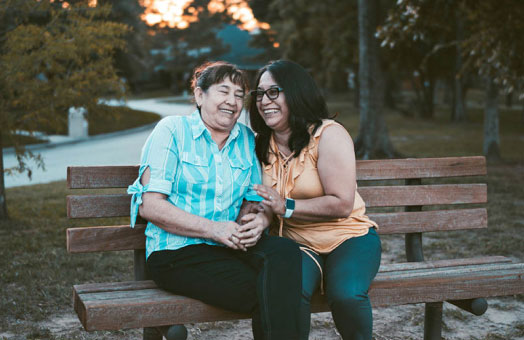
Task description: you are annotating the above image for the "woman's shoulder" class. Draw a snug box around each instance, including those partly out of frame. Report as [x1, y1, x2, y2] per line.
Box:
[312, 119, 347, 139]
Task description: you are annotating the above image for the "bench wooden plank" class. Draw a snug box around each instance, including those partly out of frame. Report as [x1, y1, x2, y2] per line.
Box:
[67, 194, 130, 218]
[378, 256, 512, 272]
[66, 157, 487, 189]
[66, 184, 487, 218]
[74, 262, 524, 331]
[371, 208, 487, 234]
[67, 225, 146, 253]
[68, 166, 139, 189]
[359, 184, 487, 207]
[355, 156, 487, 180]
[66, 208, 487, 253]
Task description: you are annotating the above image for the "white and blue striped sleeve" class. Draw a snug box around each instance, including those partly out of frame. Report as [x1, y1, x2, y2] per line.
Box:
[127, 117, 179, 227]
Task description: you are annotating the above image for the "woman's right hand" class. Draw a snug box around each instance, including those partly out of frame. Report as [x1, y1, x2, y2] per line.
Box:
[211, 221, 247, 251]
[254, 184, 286, 216]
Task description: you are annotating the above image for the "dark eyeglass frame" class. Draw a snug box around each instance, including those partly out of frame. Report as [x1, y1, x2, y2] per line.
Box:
[250, 87, 284, 102]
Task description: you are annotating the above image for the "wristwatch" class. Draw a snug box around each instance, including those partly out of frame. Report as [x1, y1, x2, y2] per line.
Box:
[282, 198, 295, 218]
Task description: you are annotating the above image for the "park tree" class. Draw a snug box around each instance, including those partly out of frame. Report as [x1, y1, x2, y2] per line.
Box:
[379, 0, 524, 160]
[0, 0, 128, 220]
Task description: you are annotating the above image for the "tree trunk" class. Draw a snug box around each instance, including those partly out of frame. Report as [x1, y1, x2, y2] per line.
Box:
[355, 0, 395, 159]
[0, 129, 8, 220]
[452, 11, 467, 122]
[483, 77, 501, 161]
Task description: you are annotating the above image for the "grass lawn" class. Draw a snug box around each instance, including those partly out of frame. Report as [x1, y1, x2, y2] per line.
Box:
[1, 95, 523, 339]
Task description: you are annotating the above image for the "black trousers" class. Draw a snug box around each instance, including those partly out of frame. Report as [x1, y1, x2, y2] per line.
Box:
[147, 235, 302, 340]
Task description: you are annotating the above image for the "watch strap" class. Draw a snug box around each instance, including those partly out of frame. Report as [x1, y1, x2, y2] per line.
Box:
[282, 198, 295, 218]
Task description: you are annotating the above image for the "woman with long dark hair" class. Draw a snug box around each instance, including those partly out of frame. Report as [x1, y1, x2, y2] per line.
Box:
[249, 60, 382, 340]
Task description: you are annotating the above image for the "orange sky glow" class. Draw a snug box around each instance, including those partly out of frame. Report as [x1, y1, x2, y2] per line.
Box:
[139, 0, 269, 31]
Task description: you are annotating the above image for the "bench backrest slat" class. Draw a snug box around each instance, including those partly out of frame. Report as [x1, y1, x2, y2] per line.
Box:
[66, 156, 487, 189]
[66, 208, 487, 253]
[67, 224, 146, 253]
[67, 184, 487, 219]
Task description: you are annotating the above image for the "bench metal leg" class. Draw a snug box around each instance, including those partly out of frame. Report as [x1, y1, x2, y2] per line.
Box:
[143, 327, 163, 340]
[159, 325, 188, 340]
[424, 302, 443, 340]
[448, 297, 488, 316]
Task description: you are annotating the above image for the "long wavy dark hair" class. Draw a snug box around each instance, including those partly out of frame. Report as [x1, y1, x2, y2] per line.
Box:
[249, 60, 331, 165]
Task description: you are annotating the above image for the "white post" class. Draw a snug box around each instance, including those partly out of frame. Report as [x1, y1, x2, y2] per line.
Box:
[68, 107, 88, 139]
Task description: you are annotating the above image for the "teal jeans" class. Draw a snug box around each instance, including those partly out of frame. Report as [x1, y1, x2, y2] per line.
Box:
[299, 228, 381, 340]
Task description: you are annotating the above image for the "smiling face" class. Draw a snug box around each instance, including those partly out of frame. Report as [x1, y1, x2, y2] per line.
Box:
[256, 71, 290, 133]
[195, 77, 245, 135]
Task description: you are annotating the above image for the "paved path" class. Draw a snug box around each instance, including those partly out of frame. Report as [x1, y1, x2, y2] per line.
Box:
[3, 97, 195, 188]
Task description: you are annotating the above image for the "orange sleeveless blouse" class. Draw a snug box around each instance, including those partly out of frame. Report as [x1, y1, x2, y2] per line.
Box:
[263, 119, 378, 254]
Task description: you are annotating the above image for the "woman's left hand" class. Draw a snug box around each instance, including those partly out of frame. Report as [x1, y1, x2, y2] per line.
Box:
[237, 213, 266, 247]
[254, 184, 286, 216]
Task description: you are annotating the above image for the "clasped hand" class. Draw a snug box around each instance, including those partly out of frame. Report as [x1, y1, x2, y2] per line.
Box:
[213, 212, 266, 251]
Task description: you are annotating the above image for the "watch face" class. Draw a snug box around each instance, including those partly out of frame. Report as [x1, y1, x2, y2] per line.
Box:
[286, 198, 295, 210]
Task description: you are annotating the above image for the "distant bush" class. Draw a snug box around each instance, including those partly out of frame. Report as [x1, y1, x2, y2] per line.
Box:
[3, 105, 160, 147]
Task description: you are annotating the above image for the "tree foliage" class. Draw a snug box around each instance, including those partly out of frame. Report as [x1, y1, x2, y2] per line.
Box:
[377, 0, 464, 118]
[249, 0, 358, 91]
[0, 0, 128, 219]
[379, 0, 524, 100]
[98, 0, 151, 92]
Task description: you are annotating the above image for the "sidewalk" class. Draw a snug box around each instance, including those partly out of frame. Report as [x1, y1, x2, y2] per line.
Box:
[3, 97, 195, 188]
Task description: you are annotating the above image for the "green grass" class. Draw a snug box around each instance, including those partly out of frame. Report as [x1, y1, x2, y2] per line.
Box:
[328, 94, 524, 161]
[1, 95, 523, 339]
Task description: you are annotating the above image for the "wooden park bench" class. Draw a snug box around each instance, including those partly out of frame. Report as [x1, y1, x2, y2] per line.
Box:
[66, 156, 524, 340]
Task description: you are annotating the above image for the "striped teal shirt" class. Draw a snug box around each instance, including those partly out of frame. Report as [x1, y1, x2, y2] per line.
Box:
[127, 110, 262, 259]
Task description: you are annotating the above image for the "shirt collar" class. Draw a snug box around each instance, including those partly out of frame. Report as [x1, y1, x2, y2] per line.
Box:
[189, 109, 241, 142]
[189, 110, 206, 139]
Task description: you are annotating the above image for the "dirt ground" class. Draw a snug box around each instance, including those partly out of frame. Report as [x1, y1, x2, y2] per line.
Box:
[1, 297, 522, 340]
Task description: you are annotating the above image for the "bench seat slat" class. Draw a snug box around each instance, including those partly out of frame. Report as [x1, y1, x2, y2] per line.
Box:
[378, 256, 511, 272]
[66, 208, 487, 253]
[66, 185, 487, 219]
[72, 256, 513, 294]
[74, 261, 524, 331]
[66, 157, 487, 189]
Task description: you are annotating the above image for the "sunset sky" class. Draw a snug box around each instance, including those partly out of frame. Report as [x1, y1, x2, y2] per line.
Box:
[139, 0, 269, 31]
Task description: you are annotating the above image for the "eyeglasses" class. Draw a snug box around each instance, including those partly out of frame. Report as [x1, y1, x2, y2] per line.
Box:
[250, 87, 284, 102]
